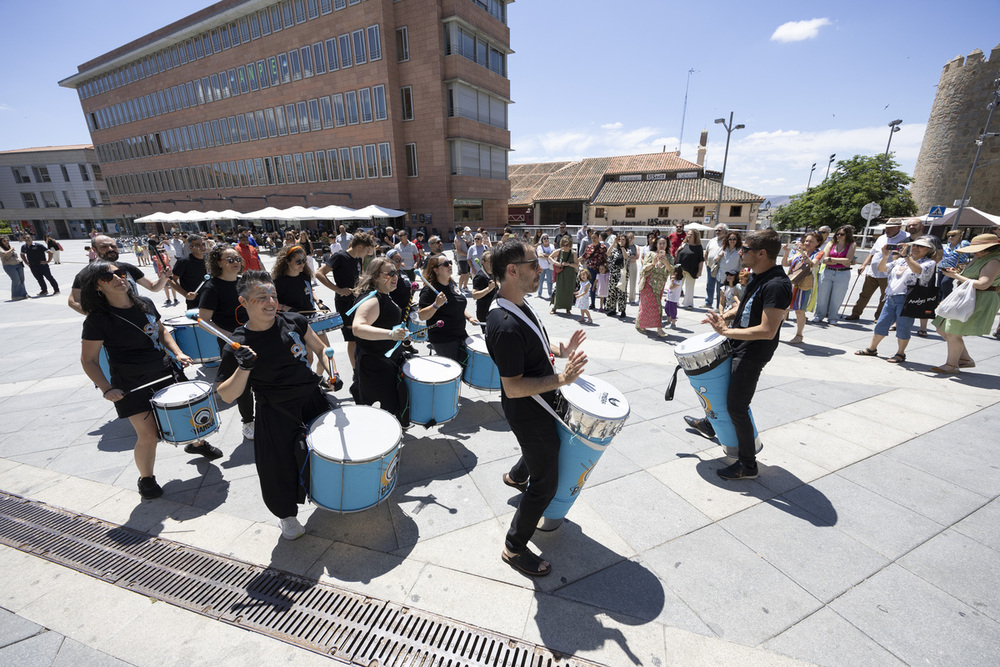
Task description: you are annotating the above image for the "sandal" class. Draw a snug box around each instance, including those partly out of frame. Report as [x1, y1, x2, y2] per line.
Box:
[855, 348, 878, 357]
[887, 353, 906, 364]
[958, 359, 976, 369]
[916, 329, 928, 337]
[502, 549, 551, 577]
[503, 473, 528, 492]
[929, 364, 961, 374]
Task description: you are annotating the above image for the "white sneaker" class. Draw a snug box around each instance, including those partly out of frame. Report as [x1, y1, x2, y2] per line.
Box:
[242, 422, 255, 440]
[280, 516, 305, 540]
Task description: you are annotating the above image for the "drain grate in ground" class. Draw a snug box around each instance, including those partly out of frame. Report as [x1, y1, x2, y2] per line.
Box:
[0, 491, 601, 666]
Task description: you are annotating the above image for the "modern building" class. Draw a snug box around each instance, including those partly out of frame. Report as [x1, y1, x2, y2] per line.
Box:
[0, 145, 118, 239]
[508, 151, 765, 230]
[58, 0, 512, 235]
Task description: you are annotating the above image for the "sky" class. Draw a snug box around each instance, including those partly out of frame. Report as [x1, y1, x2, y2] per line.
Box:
[1, 0, 997, 200]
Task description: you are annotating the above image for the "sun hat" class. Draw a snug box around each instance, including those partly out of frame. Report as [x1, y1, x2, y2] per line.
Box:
[909, 236, 938, 250]
[957, 233, 1000, 253]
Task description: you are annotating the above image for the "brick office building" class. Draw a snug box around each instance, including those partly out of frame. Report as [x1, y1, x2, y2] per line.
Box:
[58, 0, 512, 234]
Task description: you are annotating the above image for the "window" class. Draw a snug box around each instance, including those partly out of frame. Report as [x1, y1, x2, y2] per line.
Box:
[289, 50, 302, 81]
[363, 144, 377, 178]
[338, 34, 352, 68]
[21, 193, 38, 208]
[294, 0, 306, 23]
[658, 207, 669, 218]
[237, 66, 250, 94]
[340, 147, 353, 180]
[297, 101, 310, 131]
[378, 142, 392, 178]
[220, 26, 231, 49]
[237, 161, 249, 187]
[367, 25, 381, 60]
[304, 151, 317, 182]
[447, 83, 507, 129]
[282, 0, 294, 28]
[286, 103, 299, 133]
[87, 190, 100, 207]
[256, 110, 269, 138]
[202, 33, 214, 57]
[595, 208, 605, 219]
[373, 85, 387, 120]
[228, 70, 240, 96]
[300, 46, 313, 77]
[334, 0, 346, 8]
[11, 167, 29, 183]
[40, 191, 58, 207]
[449, 140, 506, 179]
[293, 153, 307, 182]
[359, 88, 373, 122]
[400, 86, 413, 121]
[220, 118, 232, 144]
[79, 164, 90, 181]
[327, 149, 340, 180]
[405, 143, 418, 177]
[395, 27, 409, 62]
[237, 114, 249, 142]
[260, 9, 271, 35]
[249, 13, 261, 39]
[308, 98, 322, 131]
[625, 207, 636, 218]
[255, 158, 266, 186]
[60, 165, 70, 181]
[693, 206, 705, 218]
[320, 96, 334, 129]
[239, 17, 251, 42]
[275, 105, 288, 135]
[211, 74, 222, 100]
[312, 43, 326, 74]
[325, 38, 339, 71]
[268, 57, 280, 86]
[352, 30, 367, 64]
[264, 157, 276, 185]
[345, 91, 359, 124]
[352, 146, 365, 180]
[729, 205, 743, 218]
[212, 120, 223, 145]
[270, 4, 282, 32]
[247, 64, 258, 91]
[307, 0, 319, 19]
[32, 166, 52, 183]
[256, 60, 269, 89]
[265, 108, 278, 137]
[331, 94, 346, 126]
[273, 155, 286, 185]
[278, 54, 291, 83]
[320, 0, 333, 14]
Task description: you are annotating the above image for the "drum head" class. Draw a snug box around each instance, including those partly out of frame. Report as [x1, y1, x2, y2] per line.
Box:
[676, 331, 728, 356]
[465, 333, 489, 354]
[308, 405, 402, 463]
[560, 374, 629, 421]
[163, 317, 195, 328]
[151, 380, 212, 406]
[402, 356, 462, 382]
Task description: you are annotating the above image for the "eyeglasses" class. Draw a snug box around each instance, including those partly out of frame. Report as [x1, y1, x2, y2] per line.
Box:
[513, 258, 540, 270]
[97, 268, 129, 283]
[382, 270, 400, 278]
[225, 257, 243, 264]
[436, 261, 453, 269]
[727, 237, 738, 242]
[739, 245, 761, 253]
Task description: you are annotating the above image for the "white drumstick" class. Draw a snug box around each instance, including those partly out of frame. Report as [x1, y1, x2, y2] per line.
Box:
[414, 271, 439, 295]
[123, 376, 173, 395]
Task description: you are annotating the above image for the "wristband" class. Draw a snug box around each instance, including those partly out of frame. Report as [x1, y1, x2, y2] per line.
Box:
[102, 388, 116, 397]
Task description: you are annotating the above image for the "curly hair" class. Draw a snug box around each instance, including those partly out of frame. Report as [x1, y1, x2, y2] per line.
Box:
[78, 260, 150, 316]
[207, 244, 240, 277]
[271, 245, 312, 281]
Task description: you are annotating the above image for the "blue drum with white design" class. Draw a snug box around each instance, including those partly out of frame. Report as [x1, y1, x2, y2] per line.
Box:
[402, 356, 462, 426]
[308, 311, 343, 334]
[406, 314, 427, 342]
[674, 332, 760, 458]
[539, 374, 630, 531]
[307, 405, 402, 512]
[164, 317, 220, 365]
[462, 334, 501, 391]
[98, 346, 111, 382]
[150, 380, 220, 445]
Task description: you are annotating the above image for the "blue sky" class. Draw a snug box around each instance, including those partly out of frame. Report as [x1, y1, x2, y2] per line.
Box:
[1, 0, 997, 198]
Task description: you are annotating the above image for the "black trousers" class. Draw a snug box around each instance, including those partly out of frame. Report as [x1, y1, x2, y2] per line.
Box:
[218, 339, 253, 423]
[728, 353, 765, 467]
[506, 416, 560, 553]
[429, 339, 467, 366]
[28, 264, 58, 292]
[355, 349, 409, 427]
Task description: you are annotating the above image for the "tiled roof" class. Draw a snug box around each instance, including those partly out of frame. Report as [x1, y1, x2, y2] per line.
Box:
[592, 178, 765, 206]
[0, 144, 94, 155]
[508, 161, 573, 205]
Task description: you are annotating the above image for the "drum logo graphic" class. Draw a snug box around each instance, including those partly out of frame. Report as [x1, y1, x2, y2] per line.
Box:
[288, 331, 307, 363]
[696, 385, 718, 419]
[570, 459, 597, 496]
[599, 391, 620, 407]
[189, 407, 215, 434]
[380, 451, 398, 497]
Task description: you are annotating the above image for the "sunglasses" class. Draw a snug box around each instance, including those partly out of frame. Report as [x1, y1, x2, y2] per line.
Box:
[225, 257, 243, 264]
[513, 258, 540, 270]
[97, 268, 129, 282]
[292, 258, 306, 265]
[436, 261, 453, 269]
[739, 245, 761, 253]
[382, 270, 400, 278]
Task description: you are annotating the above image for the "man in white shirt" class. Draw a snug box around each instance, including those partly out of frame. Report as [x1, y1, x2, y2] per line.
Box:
[704, 224, 728, 308]
[335, 224, 353, 249]
[394, 231, 421, 280]
[844, 220, 908, 321]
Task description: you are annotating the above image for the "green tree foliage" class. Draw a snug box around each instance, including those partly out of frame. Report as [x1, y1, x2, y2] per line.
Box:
[771, 154, 917, 231]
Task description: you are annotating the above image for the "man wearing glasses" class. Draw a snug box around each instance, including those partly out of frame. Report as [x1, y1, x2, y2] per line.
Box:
[554, 222, 571, 248]
[68, 235, 169, 315]
[169, 234, 209, 309]
[684, 229, 791, 481]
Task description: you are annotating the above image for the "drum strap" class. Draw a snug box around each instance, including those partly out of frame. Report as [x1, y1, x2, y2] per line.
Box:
[346, 290, 377, 316]
[664, 366, 682, 402]
[490, 297, 555, 369]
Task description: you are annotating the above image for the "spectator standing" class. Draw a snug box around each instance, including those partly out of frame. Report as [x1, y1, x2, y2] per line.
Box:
[236, 232, 263, 270]
[844, 220, 908, 321]
[19, 235, 59, 295]
[704, 225, 728, 308]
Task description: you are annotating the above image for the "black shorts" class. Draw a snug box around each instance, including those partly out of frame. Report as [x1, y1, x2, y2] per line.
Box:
[457, 260, 470, 275]
[113, 364, 186, 419]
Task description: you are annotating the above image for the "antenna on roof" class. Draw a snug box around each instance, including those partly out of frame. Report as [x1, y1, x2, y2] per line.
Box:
[678, 68, 698, 156]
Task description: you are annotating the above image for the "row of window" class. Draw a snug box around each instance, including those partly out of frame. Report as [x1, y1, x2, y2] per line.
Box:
[469, 0, 507, 24]
[87, 27, 382, 133]
[447, 82, 507, 130]
[20, 190, 107, 209]
[105, 142, 419, 199]
[94, 86, 391, 165]
[617, 205, 744, 218]
[449, 139, 507, 180]
[78, 0, 366, 101]
[443, 20, 507, 77]
[11, 164, 99, 184]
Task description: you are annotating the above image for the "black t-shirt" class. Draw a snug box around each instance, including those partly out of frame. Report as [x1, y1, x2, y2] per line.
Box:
[81, 297, 169, 386]
[731, 264, 792, 362]
[275, 273, 317, 313]
[356, 292, 403, 357]
[72, 261, 144, 291]
[486, 301, 556, 424]
[172, 256, 207, 293]
[326, 250, 362, 322]
[20, 243, 49, 265]
[418, 282, 468, 343]
[473, 273, 497, 322]
[199, 277, 245, 332]
[218, 312, 321, 404]
[676, 244, 704, 275]
[389, 274, 412, 313]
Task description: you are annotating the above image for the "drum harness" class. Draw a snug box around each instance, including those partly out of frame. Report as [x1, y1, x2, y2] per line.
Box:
[108, 312, 176, 390]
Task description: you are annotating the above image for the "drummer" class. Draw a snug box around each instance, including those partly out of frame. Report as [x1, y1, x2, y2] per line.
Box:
[79, 261, 222, 500]
[68, 234, 169, 315]
[169, 234, 209, 310]
[216, 270, 342, 541]
[200, 244, 255, 440]
[273, 244, 334, 383]
[385, 250, 414, 313]
[417, 255, 478, 363]
[351, 257, 411, 426]
[471, 251, 497, 332]
[684, 229, 792, 480]
[316, 232, 377, 372]
[485, 240, 587, 577]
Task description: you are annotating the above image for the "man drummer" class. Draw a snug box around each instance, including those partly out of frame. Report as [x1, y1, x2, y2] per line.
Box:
[68, 234, 169, 315]
[684, 229, 791, 480]
[169, 234, 209, 309]
[316, 232, 376, 371]
[485, 239, 587, 577]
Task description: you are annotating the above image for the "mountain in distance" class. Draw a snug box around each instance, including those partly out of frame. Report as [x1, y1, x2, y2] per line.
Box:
[762, 195, 792, 209]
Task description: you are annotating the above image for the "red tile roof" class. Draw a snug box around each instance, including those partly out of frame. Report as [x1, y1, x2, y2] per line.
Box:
[593, 178, 764, 206]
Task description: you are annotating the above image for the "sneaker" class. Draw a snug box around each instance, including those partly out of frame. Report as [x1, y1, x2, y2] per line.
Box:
[684, 415, 716, 439]
[184, 441, 223, 460]
[137, 476, 163, 499]
[52, 290, 60, 295]
[37, 291, 48, 296]
[242, 422, 255, 440]
[717, 461, 758, 480]
[279, 516, 305, 540]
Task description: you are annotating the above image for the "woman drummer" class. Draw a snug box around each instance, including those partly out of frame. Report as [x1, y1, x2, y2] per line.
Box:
[79, 261, 222, 500]
[351, 257, 411, 426]
[216, 270, 342, 541]
[273, 244, 334, 382]
[417, 255, 478, 363]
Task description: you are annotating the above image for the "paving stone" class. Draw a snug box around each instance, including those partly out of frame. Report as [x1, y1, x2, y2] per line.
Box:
[885, 429, 1000, 497]
[764, 607, 906, 667]
[749, 387, 830, 431]
[0, 630, 64, 667]
[0, 607, 44, 649]
[306, 540, 426, 603]
[50, 637, 134, 667]
[952, 498, 1000, 552]
[797, 411, 911, 454]
[648, 453, 777, 522]
[763, 421, 877, 472]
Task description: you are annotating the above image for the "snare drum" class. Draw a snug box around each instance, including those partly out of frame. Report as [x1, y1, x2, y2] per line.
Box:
[674, 331, 761, 457]
[308, 311, 343, 334]
[406, 313, 427, 342]
[307, 405, 402, 512]
[164, 317, 221, 365]
[462, 334, 500, 391]
[402, 356, 462, 425]
[150, 381, 220, 445]
[539, 374, 630, 530]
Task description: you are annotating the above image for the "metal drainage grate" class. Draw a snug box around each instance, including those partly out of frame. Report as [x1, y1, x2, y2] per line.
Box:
[0, 491, 601, 667]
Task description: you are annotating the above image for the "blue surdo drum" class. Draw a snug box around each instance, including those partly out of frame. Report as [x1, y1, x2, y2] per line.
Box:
[164, 317, 221, 366]
[538, 374, 630, 531]
[307, 405, 402, 512]
[402, 356, 462, 426]
[674, 331, 761, 458]
[406, 313, 428, 342]
[462, 333, 501, 391]
[307, 311, 343, 334]
[150, 380, 220, 445]
[98, 346, 111, 382]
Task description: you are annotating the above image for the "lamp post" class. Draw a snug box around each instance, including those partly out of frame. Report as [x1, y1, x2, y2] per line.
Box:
[825, 154, 836, 181]
[952, 77, 1000, 230]
[880, 119, 902, 182]
[713, 112, 745, 226]
[806, 163, 817, 190]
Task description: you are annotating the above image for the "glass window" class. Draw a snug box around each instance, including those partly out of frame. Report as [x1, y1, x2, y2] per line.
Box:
[196, 123, 207, 148]
[211, 74, 222, 100]
[202, 33, 213, 57]
[359, 88, 373, 123]
[325, 38, 339, 71]
[352, 30, 367, 65]
[340, 147, 352, 179]
[334, 0, 346, 8]
[274, 155, 286, 185]
[264, 157, 276, 185]
[345, 91, 359, 124]
[294, 0, 306, 23]
[249, 13, 260, 39]
[237, 160, 249, 187]
[396, 27, 409, 62]
[312, 43, 326, 75]
[60, 165, 70, 181]
[238, 17, 250, 42]
[212, 120, 223, 145]
[282, 0, 294, 28]
[228, 69, 239, 96]
[315, 150, 328, 181]
[352, 146, 365, 179]
[286, 104, 299, 134]
[246, 113, 259, 140]
[307, 0, 319, 19]
[237, 66, 249, 94]
[265, 108, 278, 137]
[260, 9, 271, 35]
[289, 50, 302, 81]
[40, 190, 58, 207]
[220, 25, 231, 49]
[255, 158, 266, 186]
[400, 86, 413, 121]
[200, 77, 212, 103]
[284, 154, 296, 184]
[229, 22, 241, 47]
[275, 105, 288, 135]
[278, 54, 290, 83]
[304, 151, 317, 182]
[220, 162, 230, 188]
[270, 4, 282, 31]
[300, 46, 313, 77]
[63, 190, 73, 206]
[327, 149, 340, 180]
[321, 0, 332, 14]
[256, 60, 269, 89]
[367, 25, 381, 61]
[339, 35, 352, 68]
[332, 94, 346, 126]
[194, 35, 205, 59]
[236, 115, 249, 142]
[308, 98, 321, 131]
[268, 56, 280, 86]
[365, 144, 378, 178]
[247, 63, 258, 91]
[297, 101, 310, 132]
[378, 143, 392, 177]
[254, 110, 268, 138]
[320, 96, 334, 129]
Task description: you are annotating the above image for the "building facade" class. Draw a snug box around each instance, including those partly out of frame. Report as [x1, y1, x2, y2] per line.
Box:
[59, 0, 512, 235]
[0, 145, 118, 239]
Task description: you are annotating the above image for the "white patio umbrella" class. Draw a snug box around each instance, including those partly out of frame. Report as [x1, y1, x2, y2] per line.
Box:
[353, 204, 406, 219]
[133, 212, 167, 223]
[312, 205, 359, 220]
[684, 222, 715, 232]
[243, 206, 292, 220]
[926, 207, 1000, 229]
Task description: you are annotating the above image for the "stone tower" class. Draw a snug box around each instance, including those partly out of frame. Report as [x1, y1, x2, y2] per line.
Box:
[912, 45, 1000, 215]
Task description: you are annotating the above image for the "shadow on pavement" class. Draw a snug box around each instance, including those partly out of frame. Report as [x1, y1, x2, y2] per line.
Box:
[794, 341, 846, 357]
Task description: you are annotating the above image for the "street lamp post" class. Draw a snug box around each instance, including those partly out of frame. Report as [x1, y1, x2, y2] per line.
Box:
[952, 77, 1000, 230]
[880, 119, 902, 182]
[825, 154, 836, 181]
[806, 163, 817, 190]
[713, 112, 745, 226]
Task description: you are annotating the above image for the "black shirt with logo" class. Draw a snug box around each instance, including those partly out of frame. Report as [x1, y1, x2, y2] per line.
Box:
[730, 264, 792, 363]
[486, 301, 556, 424]
[199, 277, 245, 332]
[275, 273, 316, 313]
[81, 297, 168, 385]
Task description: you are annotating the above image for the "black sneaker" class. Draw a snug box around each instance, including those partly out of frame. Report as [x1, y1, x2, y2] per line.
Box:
[717, 461, 758, 480]
[184, 441, 223, 460]
[684, 415, 716, 439]
[137, 476, 163, 499]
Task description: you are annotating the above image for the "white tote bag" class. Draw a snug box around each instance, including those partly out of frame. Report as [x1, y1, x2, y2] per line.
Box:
[935, 279, 976, 322]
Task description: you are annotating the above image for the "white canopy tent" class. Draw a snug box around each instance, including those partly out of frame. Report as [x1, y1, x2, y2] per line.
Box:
[924, 207, 1000, 229]
[242, 206, 294, 220]
[312, 205, 360, 220]
[353, 204, 406, 220]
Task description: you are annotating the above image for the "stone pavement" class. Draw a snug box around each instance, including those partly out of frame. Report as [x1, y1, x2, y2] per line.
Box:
[1, 239, 998, 666]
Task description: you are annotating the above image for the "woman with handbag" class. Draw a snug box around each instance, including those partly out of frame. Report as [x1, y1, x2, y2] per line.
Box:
[549, 235, 578, 314]
[781, 232, 823, 344]
[1, 236, 29, 300]
[855, 236, 937, 364]
[606, 234, 629, 318]
[812, 226, 856, 324]
[930, 233, 1000, 373]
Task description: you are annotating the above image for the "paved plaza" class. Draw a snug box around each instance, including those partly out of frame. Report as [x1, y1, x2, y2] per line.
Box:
[1, 239, 998, 666]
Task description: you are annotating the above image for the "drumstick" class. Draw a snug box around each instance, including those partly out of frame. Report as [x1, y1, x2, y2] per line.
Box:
[193, 274, 211, 295]
[324, 346, 339, 382]
[414, 271, 440, 295]
[123, 376, 173, 395]
[472, 257, 488, 277]
[385, 321, 443, 357]
[183, 309, 243, 350]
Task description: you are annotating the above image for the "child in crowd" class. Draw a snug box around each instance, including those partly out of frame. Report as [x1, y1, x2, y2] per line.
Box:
[719, 271, 741, 315]
[575, 269, 594, 324]
[86, 246, 96, 263]
[664, 266, 683, 329]
[595, 262, 610, 311]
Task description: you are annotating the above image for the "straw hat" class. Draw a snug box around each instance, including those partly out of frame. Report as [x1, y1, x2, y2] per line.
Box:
[957, 233, 1000, 253]
[909, 235, 938, 250]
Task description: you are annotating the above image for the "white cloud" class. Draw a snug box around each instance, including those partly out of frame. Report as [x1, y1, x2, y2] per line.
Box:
[600, 121, 623, 130]
[0, 103, 11, 112]
[770, 18, 832, 43]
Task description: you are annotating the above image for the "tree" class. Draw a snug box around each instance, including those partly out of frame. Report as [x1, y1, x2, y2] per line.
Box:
[771, 154, 917, 231]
